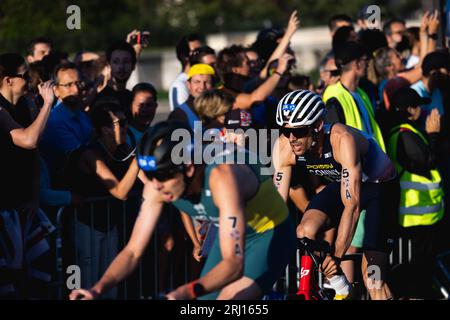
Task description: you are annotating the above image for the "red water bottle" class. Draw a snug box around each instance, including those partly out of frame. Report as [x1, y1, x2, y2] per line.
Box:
[297, 254, 316, 300]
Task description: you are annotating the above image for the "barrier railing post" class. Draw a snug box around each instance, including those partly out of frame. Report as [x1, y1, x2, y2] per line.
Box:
[122, 200, 128, 300]
[89, 202, 95, 294]
[106, 199, 111, 288]
[55, 207, 65, 300]
[153, 220, 159, 299]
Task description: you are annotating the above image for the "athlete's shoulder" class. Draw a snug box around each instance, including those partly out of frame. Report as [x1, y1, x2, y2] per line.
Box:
[329, 123, 360, 153]
[208, 163, 238, 190]
[209, 162, 254, 180]
[330, 123, 365, 141]
[209, 163, 259, 198]
[329, 122, 351, 135]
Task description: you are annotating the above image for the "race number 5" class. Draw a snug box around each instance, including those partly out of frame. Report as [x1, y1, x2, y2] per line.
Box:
[342, 169, 349, 179]
[275, 172, 283, 181]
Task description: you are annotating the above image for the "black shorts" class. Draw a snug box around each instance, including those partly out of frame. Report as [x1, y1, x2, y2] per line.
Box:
[306, 181, 392, 252]
[290, 166, 325, 200]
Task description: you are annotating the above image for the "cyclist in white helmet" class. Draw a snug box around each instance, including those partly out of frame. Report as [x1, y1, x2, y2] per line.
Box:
[273, 89, 396, 300]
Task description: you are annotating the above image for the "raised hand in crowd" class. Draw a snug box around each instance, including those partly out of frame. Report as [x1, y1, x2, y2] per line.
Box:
[260, 10, 299, 79]
[126, 29, 151, 58]
[37, 80, 55, 107]
[286, 10, 300, 37]
[96, 64, 111, 93]
[420, 10, 440, 58]
[428, 10, 440, 35]
[420, 11, 430, 34]
[426, 108, 441, 134]
[277, 52, 295, 75]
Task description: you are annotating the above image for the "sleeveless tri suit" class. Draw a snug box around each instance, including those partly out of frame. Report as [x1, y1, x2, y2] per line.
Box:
[173, 146, 296, 299]
[295, 124, 396, 251]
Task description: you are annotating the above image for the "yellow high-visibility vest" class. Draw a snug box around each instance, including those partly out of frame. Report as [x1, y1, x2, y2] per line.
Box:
[323, 82, 386, 152]
[387, 123, 444, 227]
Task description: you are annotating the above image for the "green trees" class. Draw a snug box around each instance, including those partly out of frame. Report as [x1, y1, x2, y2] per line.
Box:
[0, 0, 421, 54]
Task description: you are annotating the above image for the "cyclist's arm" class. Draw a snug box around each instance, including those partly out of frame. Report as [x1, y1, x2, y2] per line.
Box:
[69, 182, 164, 299]
[272, 136, 295, 201]
[289, 186, 309, 212]
[167, 165, 248, 299]
[138, 170, 150, 184]
[201, 165, 246, 290]
[334, 133, 362, 258]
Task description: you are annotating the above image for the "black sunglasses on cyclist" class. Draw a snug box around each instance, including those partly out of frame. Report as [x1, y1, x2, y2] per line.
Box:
[146, 167, 182, 182]
[280, 127, 311, 138]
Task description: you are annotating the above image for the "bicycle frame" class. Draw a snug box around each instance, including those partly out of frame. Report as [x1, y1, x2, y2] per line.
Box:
[296, 238, 332, 300]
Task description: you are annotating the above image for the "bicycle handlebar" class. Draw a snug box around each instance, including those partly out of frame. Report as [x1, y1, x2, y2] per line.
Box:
[298, 237, 363, 265]
[297, 237, 331, 254]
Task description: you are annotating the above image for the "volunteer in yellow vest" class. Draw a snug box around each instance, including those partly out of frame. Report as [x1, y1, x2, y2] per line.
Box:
[387, 87, 444, 299]
[323, 41, 385, 151]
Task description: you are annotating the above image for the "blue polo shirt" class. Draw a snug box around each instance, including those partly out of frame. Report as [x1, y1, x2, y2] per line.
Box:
[40, 101, 93, 170]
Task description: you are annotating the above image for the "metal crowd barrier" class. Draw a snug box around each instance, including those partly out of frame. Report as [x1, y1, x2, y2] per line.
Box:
[45, 195, 424, 300]
[46, 194, 197, 300]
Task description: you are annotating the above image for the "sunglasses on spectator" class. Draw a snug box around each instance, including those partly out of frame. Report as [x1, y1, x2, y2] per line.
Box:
[9, 71, 30, 81]
[280, 127, 312, 138]
[323, 69, 340, 77]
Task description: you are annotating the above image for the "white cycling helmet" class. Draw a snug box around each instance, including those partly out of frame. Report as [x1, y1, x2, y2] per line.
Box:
[276, 90, 326, 127]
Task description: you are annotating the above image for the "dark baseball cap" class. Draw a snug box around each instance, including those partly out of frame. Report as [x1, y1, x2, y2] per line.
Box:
[384, 76, 410, 110]
[358, 29, 388, 56]
[334, 41, 366, 68]
[391, 87, 431, 111]
[422, 50, 450, 77]
[357, 5, 371, 20]
[224, 109, 253, 130]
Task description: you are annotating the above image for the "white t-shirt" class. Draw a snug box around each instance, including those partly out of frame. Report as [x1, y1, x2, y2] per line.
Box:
[169, 72, 189, 111]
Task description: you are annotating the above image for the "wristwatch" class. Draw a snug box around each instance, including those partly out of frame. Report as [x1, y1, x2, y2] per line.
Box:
[193, 282, 205, 297]
[189, 281, 205, 298]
